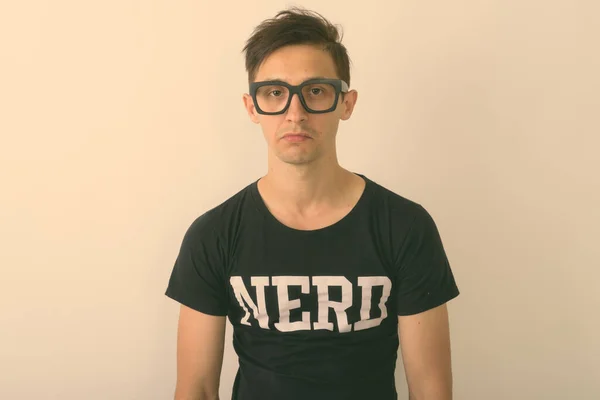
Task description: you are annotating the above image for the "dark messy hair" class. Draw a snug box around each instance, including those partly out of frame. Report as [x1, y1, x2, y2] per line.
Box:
[242, 7, 352, 86]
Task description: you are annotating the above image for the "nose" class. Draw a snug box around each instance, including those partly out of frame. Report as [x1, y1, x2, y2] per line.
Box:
[285, 93, 308, 123]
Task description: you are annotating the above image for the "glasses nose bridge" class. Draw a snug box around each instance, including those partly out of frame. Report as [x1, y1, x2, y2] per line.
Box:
[285, 84, 306, 112]
[288, 84, 304, 101]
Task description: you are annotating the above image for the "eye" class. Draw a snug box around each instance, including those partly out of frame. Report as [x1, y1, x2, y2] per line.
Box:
[310, 88, 323, 95]
[270, 90, 283, 97]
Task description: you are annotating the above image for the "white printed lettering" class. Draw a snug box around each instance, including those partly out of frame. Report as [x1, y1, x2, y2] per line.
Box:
[354, 276, 392, 331]
[272, 276, 311, 332]
[229, 275, 391, 333]
[230, 276, 270, 329]
[312, 276, 353, 333]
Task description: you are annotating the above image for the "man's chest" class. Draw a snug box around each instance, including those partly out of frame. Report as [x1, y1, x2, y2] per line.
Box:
[223, 230, 398, 334]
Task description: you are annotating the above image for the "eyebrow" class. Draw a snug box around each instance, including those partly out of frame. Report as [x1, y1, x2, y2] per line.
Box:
[258, 76, 331, 83]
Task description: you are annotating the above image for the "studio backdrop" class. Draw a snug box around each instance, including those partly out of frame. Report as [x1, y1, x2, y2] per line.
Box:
[1, 1, 598, 399]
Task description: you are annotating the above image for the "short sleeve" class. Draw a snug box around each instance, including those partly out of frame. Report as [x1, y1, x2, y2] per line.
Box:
[164, 215, 229, 316]
[394, 205, 459, 316]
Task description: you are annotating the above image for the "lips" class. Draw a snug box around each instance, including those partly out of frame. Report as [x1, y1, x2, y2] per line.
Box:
[281, 133, 311, 143]
[282, 132, 311, 139]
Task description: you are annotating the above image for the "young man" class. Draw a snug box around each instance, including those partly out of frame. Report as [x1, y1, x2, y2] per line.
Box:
[165, 7, 459, 400]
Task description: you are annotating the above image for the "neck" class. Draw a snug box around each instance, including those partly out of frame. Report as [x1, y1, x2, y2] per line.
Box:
[259, 156, 356, 214]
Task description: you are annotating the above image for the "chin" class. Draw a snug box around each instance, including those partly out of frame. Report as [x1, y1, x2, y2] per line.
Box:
[277, 153, 317, 165]
[278, 157, 311, 165]
[271, 144, 322, 165]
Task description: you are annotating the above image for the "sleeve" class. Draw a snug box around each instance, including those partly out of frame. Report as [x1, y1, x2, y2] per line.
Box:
[394, 205, 460, 316]
[164, 215, 229, 316]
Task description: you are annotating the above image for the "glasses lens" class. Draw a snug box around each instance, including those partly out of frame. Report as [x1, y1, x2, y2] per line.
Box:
[256, 85, 289, 113]
[301, 83, 336, 111]
[255, 83, 337, 113]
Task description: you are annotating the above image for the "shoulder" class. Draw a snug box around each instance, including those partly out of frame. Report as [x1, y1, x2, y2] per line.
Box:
[182, 180, 257, 242]
[362, 175, 443, 253]
[363, 175, 430, 222]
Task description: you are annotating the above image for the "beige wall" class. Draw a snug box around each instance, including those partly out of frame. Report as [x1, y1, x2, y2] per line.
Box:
[1, 1, 598, 399]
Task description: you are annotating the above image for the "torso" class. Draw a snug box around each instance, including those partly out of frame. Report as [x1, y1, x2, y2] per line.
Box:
[165, 173, 459, 400]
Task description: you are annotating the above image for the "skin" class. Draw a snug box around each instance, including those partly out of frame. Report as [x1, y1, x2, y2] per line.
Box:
[400, 304, 454, 400]
[242, 43, 363, 230]
[174, 43, 454, 400]
[174, 306, 225, 400]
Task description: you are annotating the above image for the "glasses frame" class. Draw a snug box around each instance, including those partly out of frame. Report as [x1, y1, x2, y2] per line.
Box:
[249, 78, 349, 115]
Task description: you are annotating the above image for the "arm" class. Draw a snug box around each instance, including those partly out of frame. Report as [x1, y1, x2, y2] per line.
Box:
[398, 303, 453, 400]
[174, 304, 226, 400]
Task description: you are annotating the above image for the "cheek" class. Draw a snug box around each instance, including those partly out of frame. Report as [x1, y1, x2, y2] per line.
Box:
[315, 117, 339, 138]
[258, 118, 283, 141]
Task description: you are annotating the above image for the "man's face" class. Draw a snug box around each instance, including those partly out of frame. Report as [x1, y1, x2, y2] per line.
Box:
[243, 44, 358, 166]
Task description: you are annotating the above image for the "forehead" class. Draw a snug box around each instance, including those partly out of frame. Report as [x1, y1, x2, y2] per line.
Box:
[254, 44, 339, 84]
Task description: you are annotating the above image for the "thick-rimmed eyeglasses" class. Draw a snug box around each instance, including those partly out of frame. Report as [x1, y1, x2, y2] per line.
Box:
[249, 78, 349, 115]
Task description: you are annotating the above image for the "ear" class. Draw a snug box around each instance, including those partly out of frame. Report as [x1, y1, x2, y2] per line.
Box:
[242, 93, 260, 124]
[340, 89, 358, 121]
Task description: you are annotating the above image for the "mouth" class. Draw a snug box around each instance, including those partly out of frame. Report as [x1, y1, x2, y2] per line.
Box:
[281, 133, 312, 143]
[282, 132, 312, 139]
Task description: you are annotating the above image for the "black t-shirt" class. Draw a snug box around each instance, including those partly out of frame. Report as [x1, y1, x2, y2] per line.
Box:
[165, 174, 459, 400]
